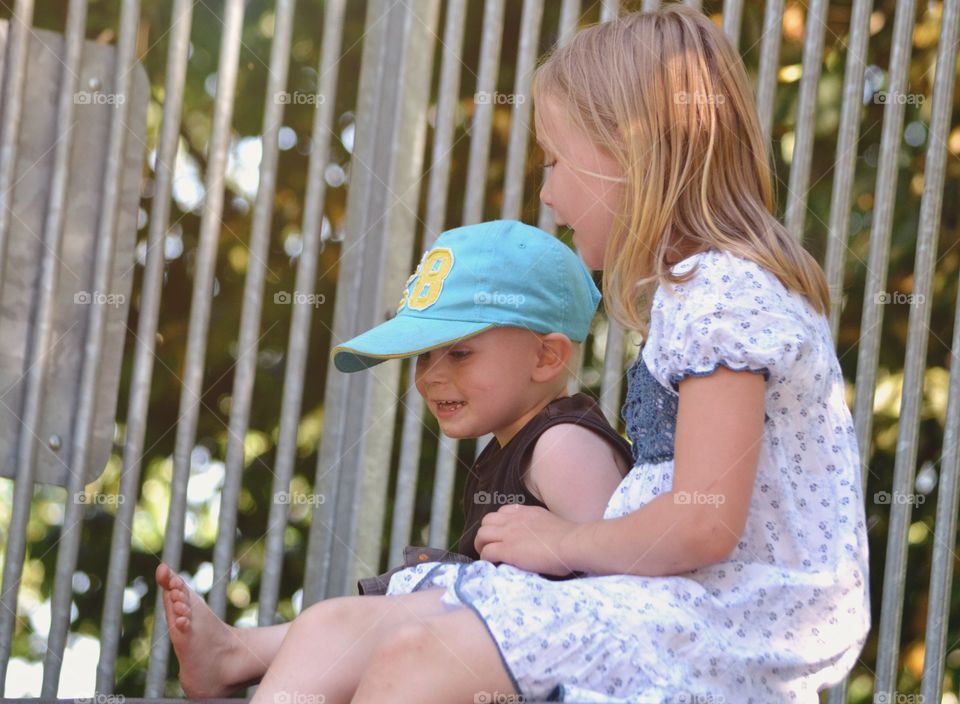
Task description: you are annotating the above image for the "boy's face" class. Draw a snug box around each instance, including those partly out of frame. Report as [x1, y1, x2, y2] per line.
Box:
[415, 326, 552, 446]
[536, 94, 624, 270]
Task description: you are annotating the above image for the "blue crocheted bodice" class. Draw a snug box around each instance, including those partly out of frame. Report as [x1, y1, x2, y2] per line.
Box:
[620, 349, 678, 465]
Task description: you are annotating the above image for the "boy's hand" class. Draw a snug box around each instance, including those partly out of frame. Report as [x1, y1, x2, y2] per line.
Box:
[475, 503, 580, 576]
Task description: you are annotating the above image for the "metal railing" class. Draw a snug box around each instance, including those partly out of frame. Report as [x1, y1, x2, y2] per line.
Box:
[0, 0, 957, 700]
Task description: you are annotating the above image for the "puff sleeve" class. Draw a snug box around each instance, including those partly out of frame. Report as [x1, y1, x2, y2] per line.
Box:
[651, 251, 814, 393]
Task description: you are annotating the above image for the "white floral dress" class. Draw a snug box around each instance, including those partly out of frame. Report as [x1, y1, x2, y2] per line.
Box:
[386, 249, 871, 703]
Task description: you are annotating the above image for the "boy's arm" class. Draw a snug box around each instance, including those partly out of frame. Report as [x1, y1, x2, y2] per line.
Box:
[523, 423, 629, 523]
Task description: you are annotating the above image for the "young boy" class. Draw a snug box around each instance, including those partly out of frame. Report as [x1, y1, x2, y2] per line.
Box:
[334, 219, 634, 593]
[155, 219, 632, 698]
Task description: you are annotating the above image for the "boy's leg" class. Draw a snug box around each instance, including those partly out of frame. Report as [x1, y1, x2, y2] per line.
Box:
[157, 562, 290, 696]
[249, 587, 460, 704]
[353, 607, 517, 704]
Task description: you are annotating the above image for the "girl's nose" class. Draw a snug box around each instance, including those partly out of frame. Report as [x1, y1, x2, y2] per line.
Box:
[539, 179, 552, 209]
[539, 176, 568, 226]
[540, 184, 567, 227]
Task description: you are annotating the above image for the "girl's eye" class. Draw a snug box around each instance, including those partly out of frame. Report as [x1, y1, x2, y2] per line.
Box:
[449, 350, 471, 360]
[543, 160, 557, 169]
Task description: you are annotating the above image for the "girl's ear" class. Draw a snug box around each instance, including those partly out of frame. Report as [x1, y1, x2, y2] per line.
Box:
[532, 333, 574, 383]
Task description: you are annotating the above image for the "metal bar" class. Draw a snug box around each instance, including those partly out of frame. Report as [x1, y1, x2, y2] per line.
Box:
[587, 0, 625, 434]
[428, 434, 460, 548]
[822, 9, 876, 700]
[597, 0, 627, 431]
[145, 0, 246, 693]
[722, 0, 745, 47]
[860, 0, 918, 696]
[823, 0, 873, 343]
[537, 0, 595, 397]
[501, 0, 543, 221]
[304, 0, 440, 601]
[851, 0, 915, 494]
[0, 0, 70, 692]
[462, 0, 504, 225]
[919, 0, 960, 679]
[259, 0, 346, 626]
[390, 371, 427, 560]
[601, 0, 620, 21]
[318, 0, 404, 599]
[755, 0, 784, 144]
[921, 106, 960, 704]
[389, 0, 467, 566]
[536, 0, 580, 234]
[0, 0, 34, 296]
[592, 0, 627, 426]
[43, 0, 139, 693]
[599, 319, 625, 425]
[455, 0, 505, 466]
[468, 0, 545, 467]
[876, 0, 958, 697]
[303, 0, 389, 607]
[344, 0, 440, 594]
[557, 0, 581, 48]
[209, 0, 297, 620]
[97, 0, 194, 689]
[783, 0, 829, 240]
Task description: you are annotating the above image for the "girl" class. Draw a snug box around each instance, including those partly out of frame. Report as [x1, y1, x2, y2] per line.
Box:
[161, 5, 870, 702]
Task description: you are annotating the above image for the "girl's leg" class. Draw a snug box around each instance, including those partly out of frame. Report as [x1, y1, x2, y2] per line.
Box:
[157, 563, 288, 697]
[353, 607, 517, 704]
[250, 588, 460, 704]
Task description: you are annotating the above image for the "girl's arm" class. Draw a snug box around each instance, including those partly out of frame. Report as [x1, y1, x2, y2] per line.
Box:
[476, 366, 766, 577]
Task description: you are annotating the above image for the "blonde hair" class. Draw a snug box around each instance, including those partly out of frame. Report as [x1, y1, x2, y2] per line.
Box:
[532, 4, 830, 335]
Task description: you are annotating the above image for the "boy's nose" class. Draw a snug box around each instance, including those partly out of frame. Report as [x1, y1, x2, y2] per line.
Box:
[419, 356, 449, 385]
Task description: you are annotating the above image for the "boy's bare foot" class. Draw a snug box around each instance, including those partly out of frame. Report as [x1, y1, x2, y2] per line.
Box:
[156, 562, 252, 697]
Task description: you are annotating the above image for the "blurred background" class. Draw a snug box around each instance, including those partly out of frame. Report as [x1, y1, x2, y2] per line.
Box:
[0, 0, 958, 700]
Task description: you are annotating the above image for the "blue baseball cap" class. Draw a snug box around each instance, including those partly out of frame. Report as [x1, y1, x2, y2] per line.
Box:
[332, 220, 601, 373]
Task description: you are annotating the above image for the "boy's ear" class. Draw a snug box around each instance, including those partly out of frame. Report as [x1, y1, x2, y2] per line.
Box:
[532, 333, 574, 383]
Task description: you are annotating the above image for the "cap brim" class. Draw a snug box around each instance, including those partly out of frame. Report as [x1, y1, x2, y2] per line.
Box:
[332, 316, 496, 373]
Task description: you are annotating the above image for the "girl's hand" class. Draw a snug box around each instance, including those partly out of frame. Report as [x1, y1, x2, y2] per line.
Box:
[475, 503, 580, 576]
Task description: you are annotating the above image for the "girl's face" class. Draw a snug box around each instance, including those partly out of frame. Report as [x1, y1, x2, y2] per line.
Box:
[536, 95, 624, 270]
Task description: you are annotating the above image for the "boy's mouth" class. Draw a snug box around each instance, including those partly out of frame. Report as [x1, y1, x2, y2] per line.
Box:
[434, 399, 466, 417]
